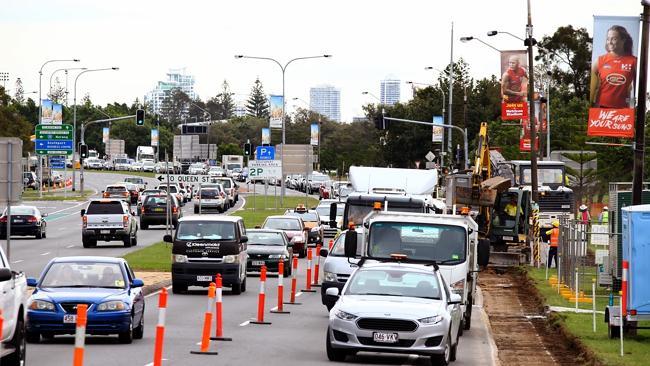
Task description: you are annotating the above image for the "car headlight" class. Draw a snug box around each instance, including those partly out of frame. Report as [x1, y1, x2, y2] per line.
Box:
[419, 315, 444, 325]
[451, 279, 465, 295]
[291, 235, 304, 244]
[324, 271, 338, 282]
[334, 309, 358, 321]
[29, 299, 55, 311]
[223, 255, 239, 264]
[310, 226, 320, 232]
[172, 254, 188, 263]
[97, 300, 127, 312]
[268, 254, 285, 259]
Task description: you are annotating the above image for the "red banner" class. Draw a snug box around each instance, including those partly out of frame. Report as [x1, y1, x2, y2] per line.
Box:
[502, 101, 528, 120]
[587, 108, 634, 138]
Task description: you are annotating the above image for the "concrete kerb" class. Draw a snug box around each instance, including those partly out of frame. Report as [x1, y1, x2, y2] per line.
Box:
[476, 286, 501, 366]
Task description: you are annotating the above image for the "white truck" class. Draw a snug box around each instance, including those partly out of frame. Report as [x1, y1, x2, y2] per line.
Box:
[342, 210, 489, 331]
[221, 155, 244, 173]
[0, 246, 28, 365]
[136, 146, 155, 162]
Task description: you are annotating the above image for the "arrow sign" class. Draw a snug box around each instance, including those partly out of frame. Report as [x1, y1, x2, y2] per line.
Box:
[36, 139, 73, 150]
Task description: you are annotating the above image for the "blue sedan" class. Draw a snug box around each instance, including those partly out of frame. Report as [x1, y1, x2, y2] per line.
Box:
[26, 256, 145, 344]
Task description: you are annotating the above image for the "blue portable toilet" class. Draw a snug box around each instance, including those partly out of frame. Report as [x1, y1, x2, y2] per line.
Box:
[621, 205, 650, 317]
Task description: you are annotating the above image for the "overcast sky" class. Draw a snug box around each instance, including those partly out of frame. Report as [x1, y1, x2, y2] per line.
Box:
[0, 0, 643, 121]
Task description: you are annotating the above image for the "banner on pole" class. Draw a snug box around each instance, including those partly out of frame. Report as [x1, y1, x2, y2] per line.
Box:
[41, 99, 53, 124]
[587, 108, 635, 138]
[269, 95, 283, 129]
[52, 103, 63, 125]
[261, 128, 271, 145]
[500, 50, 529, 120]
[310, 123, 319, 146]
[102, 127, 109, 144]
[432, 115, 444, 143]
[151, 128, 159, 146]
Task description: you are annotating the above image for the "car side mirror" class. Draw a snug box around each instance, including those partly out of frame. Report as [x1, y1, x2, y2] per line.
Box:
[329, 203, 337, 220]
[344, 229, 357, 258]
[449, 293, 462, 304]
[0, 268, 13, 282]
[320, 248, 328, 257]
[132, 279, 144, 288]
[80, 209, 86, 217]
[241, 235, 248, 243]
[329, 220, 337, 229]
[163, 234, 173, 243]
[325, 287, 340, 297]
[26, 277, 38, 287]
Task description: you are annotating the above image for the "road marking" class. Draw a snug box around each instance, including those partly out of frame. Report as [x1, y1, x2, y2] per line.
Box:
[12, 260, 24, 264]
[239, 320, 250, 327]
[40, 252, 50, 256]
[295, 292, 303, 298]
[143, 359, 168, 366]
[66, 244, 75, 248]
[270, 306, 278, 311]
[144, 286, 172, 299]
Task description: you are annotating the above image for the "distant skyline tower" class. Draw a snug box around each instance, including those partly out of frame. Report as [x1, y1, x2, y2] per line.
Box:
[380, 78, 401, 105]
[145, 68, 196, 115]
[309, 84, 340, 122]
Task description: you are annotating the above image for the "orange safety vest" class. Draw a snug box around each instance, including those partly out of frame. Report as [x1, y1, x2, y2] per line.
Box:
[549, 227, 559, 247]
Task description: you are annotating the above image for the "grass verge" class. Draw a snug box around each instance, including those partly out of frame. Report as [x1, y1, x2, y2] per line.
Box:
[123, 242, 171, 272]
[527, 266, 650, 365]
[90, 170, 155, 178]
[21, 189, 94, 201]
[236, 195, 320, 228]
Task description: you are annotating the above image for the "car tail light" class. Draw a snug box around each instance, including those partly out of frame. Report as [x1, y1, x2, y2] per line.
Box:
[172, 206, 178, 214]
[630, 309, 637, 316]
[82, 215, 87, 228]
[122, 192, 129, 197]
[141, 206, 146, 214]
[220, 192, 225, 198]
[0, 216, 7, 223]
[103, 192, 110, 198]
[123, 215, 129, 227]
[27, 216, 38, 223]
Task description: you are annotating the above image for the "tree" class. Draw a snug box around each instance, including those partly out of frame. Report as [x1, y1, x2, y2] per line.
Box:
[562, 151, 598, 205]
[47, 77, 66, 104]
[0, 88, 35, 154]
[161, 88, 191, 125]
[216, 80, 235, 119]
[14, 78, 24, 104]
[536, 26, 592, 101]
[246, 78, 269, 118]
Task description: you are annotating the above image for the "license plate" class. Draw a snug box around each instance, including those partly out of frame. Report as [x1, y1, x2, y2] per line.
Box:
[252, 260, 265, 266]
[373, 332, 398, 343]
[63, 314, 77, 324]
[502, 236, 513, 241]
[203, 199, 215, 203]
[13, 220, 24, 223]
[100, 230, 111, 234]
[154, 208, 164, 212]
[197, 275, 212, 282]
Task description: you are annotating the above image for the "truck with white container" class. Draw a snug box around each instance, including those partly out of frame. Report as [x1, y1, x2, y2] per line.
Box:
[0, 245, 28, 365]
[136, 146, 155, 162]
[221, 155, 244, 172]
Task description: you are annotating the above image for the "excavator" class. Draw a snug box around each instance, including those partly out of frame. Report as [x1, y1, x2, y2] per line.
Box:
[445, 122, 532, 266]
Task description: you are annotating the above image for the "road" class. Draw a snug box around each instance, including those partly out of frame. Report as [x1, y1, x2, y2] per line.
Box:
[8, 171, 497, 365]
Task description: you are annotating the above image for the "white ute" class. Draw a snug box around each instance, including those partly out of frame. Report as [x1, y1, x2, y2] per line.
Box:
[0, 246, 28, 365]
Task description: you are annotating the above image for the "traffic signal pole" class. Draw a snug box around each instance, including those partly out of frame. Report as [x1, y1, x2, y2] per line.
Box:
[633, 2, 650, 205]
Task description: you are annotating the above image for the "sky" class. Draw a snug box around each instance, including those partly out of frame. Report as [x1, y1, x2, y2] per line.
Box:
[0, 0, 644, 122]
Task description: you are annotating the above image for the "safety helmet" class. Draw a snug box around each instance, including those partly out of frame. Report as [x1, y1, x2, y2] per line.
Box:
[579, 204, 587, 211]
[603, 206, 608, 211]
[552, 220, 560, 227]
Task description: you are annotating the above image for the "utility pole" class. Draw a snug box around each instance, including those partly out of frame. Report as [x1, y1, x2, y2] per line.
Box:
[633, 1, 650, 205]
[526, 0, 539, 202]
[447, 22, 455, 167]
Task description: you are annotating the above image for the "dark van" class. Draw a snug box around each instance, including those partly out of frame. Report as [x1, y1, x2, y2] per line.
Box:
[164, 215, 248, 294]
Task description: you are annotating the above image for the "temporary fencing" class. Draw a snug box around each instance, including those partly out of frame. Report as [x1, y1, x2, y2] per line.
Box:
[73, 304, 88, 366]
[286, 256, 301, 305]
[271, 261, 290, 314]
[153, 288, 168, 366]
[211, 274, 232, 341]
[302, 248, 316, 293]
[250, 265, 271, 325]
[190, 283, 218, 355]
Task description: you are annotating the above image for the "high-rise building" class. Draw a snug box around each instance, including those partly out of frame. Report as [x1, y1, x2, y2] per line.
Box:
[309, 85, 341, 122]
[380, 78, 401, 105]
[145, 68, 197, 115]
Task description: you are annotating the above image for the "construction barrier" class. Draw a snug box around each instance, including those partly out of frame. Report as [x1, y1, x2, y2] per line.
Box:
[271, 261, 290, 314]
[73, 304, 88, 366]
[622, 260, 628, 317]
[286, 256, 301, 305]
[190, 283, 218, 355]
[153, 288, 168, 366]
[211, 274, 232, 341]
[328, 239, 334, 251]
[302, 248, 316, 293]
[313, 244, 322, 287]
[251, 265, 271, 325]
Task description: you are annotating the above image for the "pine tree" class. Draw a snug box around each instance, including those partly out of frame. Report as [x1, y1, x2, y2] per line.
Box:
[14, 78, 24, 104]
[47, 77, 66, 104]
[246, 78, 269, 118]
[217, 80, 235, 119]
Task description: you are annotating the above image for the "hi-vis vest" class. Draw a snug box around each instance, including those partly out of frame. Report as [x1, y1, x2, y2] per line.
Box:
[548, 228, 559, 247]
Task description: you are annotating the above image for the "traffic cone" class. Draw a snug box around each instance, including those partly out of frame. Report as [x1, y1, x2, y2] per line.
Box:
[285, 256, 302, 305]
[73, 304, 88, 366]
[153, 288, 168, 366]
[271, 261, 290, 314]
[211, 274, 232, 341]
[312, 244, 322, 287]
[190, 283, 219, 355]
[302, 248, 316, 293]
[250, 265, 272, 325]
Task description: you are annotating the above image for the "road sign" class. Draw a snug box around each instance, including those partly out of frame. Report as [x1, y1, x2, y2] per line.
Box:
[256, 146, 275, 160]
[425, 151, 435, 162]
[35, 124, 73, 140]
[155, 174, 214, 185]
[36, 139, 72, 150]
[49, 156, 66, 169]
[0, 138, 23, 204]
[248, 160, 282, 179]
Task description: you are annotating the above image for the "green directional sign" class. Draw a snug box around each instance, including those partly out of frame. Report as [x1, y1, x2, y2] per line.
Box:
[35, 124, 73, 140]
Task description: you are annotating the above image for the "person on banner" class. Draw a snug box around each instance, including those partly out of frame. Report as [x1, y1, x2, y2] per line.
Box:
[598, 206, 609, 224]
[590, 25, 637, 109]
[546, 221, 560, 268]
[501, 55, 528, 102]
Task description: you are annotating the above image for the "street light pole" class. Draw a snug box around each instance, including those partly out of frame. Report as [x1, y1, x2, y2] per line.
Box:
[235, 54, 331, 205]
[361, 91, 381, 103]
[49, 67, 86, 98]
[72, 67, 119, 191]
[633, 1, 650, 205]
[525, 0, 539, 202]
[448, 23, 455, 163]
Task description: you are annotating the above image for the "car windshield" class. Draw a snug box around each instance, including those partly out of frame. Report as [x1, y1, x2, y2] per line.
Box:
[311, 175, 328, 182]
[40, 262, 126, 289]
[106, 186, 127, 193]
[368, 222, 467, 263]
[159, 186, 178, 193]
[142, 190, 162, 196]
[330, 231, 363, 256]
[4, 206, 35, 216]
[87, 201, 124, 215]
[176, 221, 236, 240]
[145, 196, 168, 206]
[521, 167, 565, 185]
[247, 231, 285, 246]
[114, 158, 128, 164]
[213, 179, 231, 188]
[286, 211, 318, 221]
[200, 189, 219, 198]
[346, 269, 441, 299]
[316, 205, 344, 218]
[264, 218, 301, 231]
[124, 178, 143, 184]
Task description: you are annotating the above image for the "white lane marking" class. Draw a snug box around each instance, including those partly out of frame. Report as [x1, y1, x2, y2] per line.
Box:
[295, 292, 303, 297]
[143, 359, 168, 366]
[144, 285, 172, 299]
[270, 306, 278, 311]
[40, 252, 50, 256]
[66, 245, 75, 248]
[46, 201, 88, 215]
[12, 260, 24, 264]
[239, 320, 250, 327]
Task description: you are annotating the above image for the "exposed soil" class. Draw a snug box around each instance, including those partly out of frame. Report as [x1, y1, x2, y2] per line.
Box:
[480, 269, 593, 366]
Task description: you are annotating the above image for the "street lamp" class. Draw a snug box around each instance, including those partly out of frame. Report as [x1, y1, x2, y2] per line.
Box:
[460, 36, 502, 52]
[72, 67, 119, 191]
[361, 91, 381, 103]
[49, 67, 87, 96]
[235, 53, 332, 204]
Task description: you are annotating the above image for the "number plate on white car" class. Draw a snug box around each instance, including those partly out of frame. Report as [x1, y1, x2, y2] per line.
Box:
[63, 314, 77, 324]
[100, 230, 111, 234]
[373, 332, 398, 343]
[196, 275, 212, 282]
[252, 260, 264, 266]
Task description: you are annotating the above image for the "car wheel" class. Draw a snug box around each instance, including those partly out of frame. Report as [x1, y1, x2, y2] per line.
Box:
[35, 227, 43, 239]
[5, 317, 27, 365]
[82, 238, 97, 248]
[284, 262, 291, 277]
[26, 330, 40, 344]
[464, 296, 472, 330]
[218, 206, 224, 214]
[123, 235, 132, 247]
[326, 328, 347, 362]
[172, 282, 187, 294]
[42, 227, 46, 239]
[450, 329, 459, 362]
[430, 331, 451, 366]
[118, 318, 134, 344]
[141, 221, 148, 230]
[133, 309, 144, 339]
[241, 276, 247, 293]
[231, 280, 242, 295]
[131, 234, 138, 246]
[194, 206, 199, 214]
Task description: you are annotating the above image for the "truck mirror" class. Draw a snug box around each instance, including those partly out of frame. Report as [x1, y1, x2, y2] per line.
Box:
[0, 268, 12, 282]
[320, 248, 329, 257]
[344, 230, 357, 258]
[80, 209, 86, 217]
[329, 220, 337, 229]
[163, 234, 173, 243]
[329, 203, 337, 221]
[241, 235, 248, 243]
[477, 239, 490, 267]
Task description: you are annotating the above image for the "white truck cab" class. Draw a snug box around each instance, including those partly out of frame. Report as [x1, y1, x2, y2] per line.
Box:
[0, 246, 27, 365]
[343, 211, 489, 331]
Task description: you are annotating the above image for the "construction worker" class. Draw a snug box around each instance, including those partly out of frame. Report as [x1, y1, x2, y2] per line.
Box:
[578, 204, 591, 225]
[598, 206, 609, 224]
[504, 196, 519, 218]
[546, 220, 560, 268]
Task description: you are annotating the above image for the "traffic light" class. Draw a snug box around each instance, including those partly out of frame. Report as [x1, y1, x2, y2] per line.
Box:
[244, 143, 251, 156]
[79, 144, 88, 160]
[136, 109, 145, 126]
[373, 110, 388, 130]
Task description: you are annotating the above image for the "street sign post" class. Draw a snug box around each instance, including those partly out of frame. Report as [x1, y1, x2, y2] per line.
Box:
[35, 124, 73, 155]
[0, 138, 23, 261]
[256, 146, 275, 160]
[49, 156, 66, 169]
[155, 174, 215, 185]
[248, 160, 282, 179]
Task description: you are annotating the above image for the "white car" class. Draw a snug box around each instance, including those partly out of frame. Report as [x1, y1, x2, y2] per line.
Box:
[325, 260, 463, 365]
[141, 159, 155, 172]
[0, 245, 28, 365]
[189, 163, 207, 175]
[83, 158, 103, 170]
[130, 161, 143, 171]
[194, 185, 226, 213]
